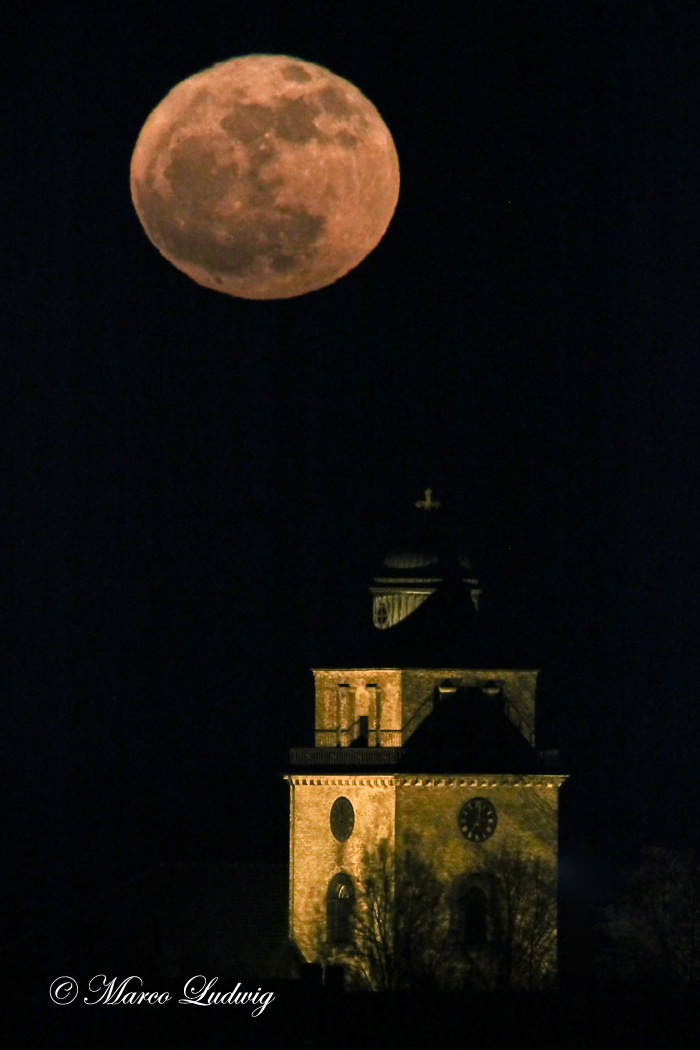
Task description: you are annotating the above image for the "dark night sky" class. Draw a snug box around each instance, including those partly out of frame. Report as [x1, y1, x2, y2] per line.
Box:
[3, 1, 700, 944]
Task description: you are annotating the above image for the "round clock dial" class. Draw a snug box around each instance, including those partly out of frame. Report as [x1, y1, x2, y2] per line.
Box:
[330, 797, 355, 841]
[458, 797, 497, 843]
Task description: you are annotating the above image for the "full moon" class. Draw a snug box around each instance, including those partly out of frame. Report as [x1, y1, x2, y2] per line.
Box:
[130, 55, 400, 299]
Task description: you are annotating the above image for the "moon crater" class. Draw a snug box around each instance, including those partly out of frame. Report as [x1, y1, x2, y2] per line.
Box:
[130, 55, 399, 299]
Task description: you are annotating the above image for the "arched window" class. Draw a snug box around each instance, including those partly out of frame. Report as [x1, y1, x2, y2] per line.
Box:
[326, 873, 354, 945]
[461, 885, 489, 947]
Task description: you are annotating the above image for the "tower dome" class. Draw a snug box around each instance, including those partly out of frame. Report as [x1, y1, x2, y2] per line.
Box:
[370, 489, 482, 630]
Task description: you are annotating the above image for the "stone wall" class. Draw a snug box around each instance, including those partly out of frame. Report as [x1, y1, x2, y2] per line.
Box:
[288, 772, 565, 961]
[395, 774, 562, 879]
[312, 668, 538, 748]
[401, 670, 539, 746]
[288, 775, 396, 960]
[313, 669, 402, 747]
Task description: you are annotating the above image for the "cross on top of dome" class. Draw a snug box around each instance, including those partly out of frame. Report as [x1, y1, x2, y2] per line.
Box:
[414, 488, 441, 512]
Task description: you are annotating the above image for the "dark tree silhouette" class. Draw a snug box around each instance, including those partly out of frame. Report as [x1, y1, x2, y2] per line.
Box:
[598, 847, 700, 984]
[343, 835, 449, 991]
[456, 843, 558, 991]
[315, 835, 558, 992]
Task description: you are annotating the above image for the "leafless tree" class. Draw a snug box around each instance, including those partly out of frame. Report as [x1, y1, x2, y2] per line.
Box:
[314, 835, 558, 992]
[345, 834, 451, 991]
[464, 842, 558, 991]
[598, 847, 700, 984]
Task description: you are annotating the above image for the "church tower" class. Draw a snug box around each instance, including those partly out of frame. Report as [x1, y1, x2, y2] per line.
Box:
[286, 493, 566, 987]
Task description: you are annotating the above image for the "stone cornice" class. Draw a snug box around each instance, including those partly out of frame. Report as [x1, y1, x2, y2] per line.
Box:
[312, 668, 402, 675]
[285, 773, 567, 788]
[286, 775, 396, 788]
[312, 668, 541, 674]
[395, 774, 567, 788]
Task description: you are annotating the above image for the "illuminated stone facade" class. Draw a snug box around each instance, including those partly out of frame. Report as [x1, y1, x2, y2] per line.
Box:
[287, 498, 567, 969]
[312, 668, 538, 748]
[288, 683, 564, 961]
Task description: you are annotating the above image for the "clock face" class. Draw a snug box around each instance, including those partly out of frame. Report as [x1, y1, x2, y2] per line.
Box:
[330, 797, 355, 841]
[458, 797, 498, 843]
